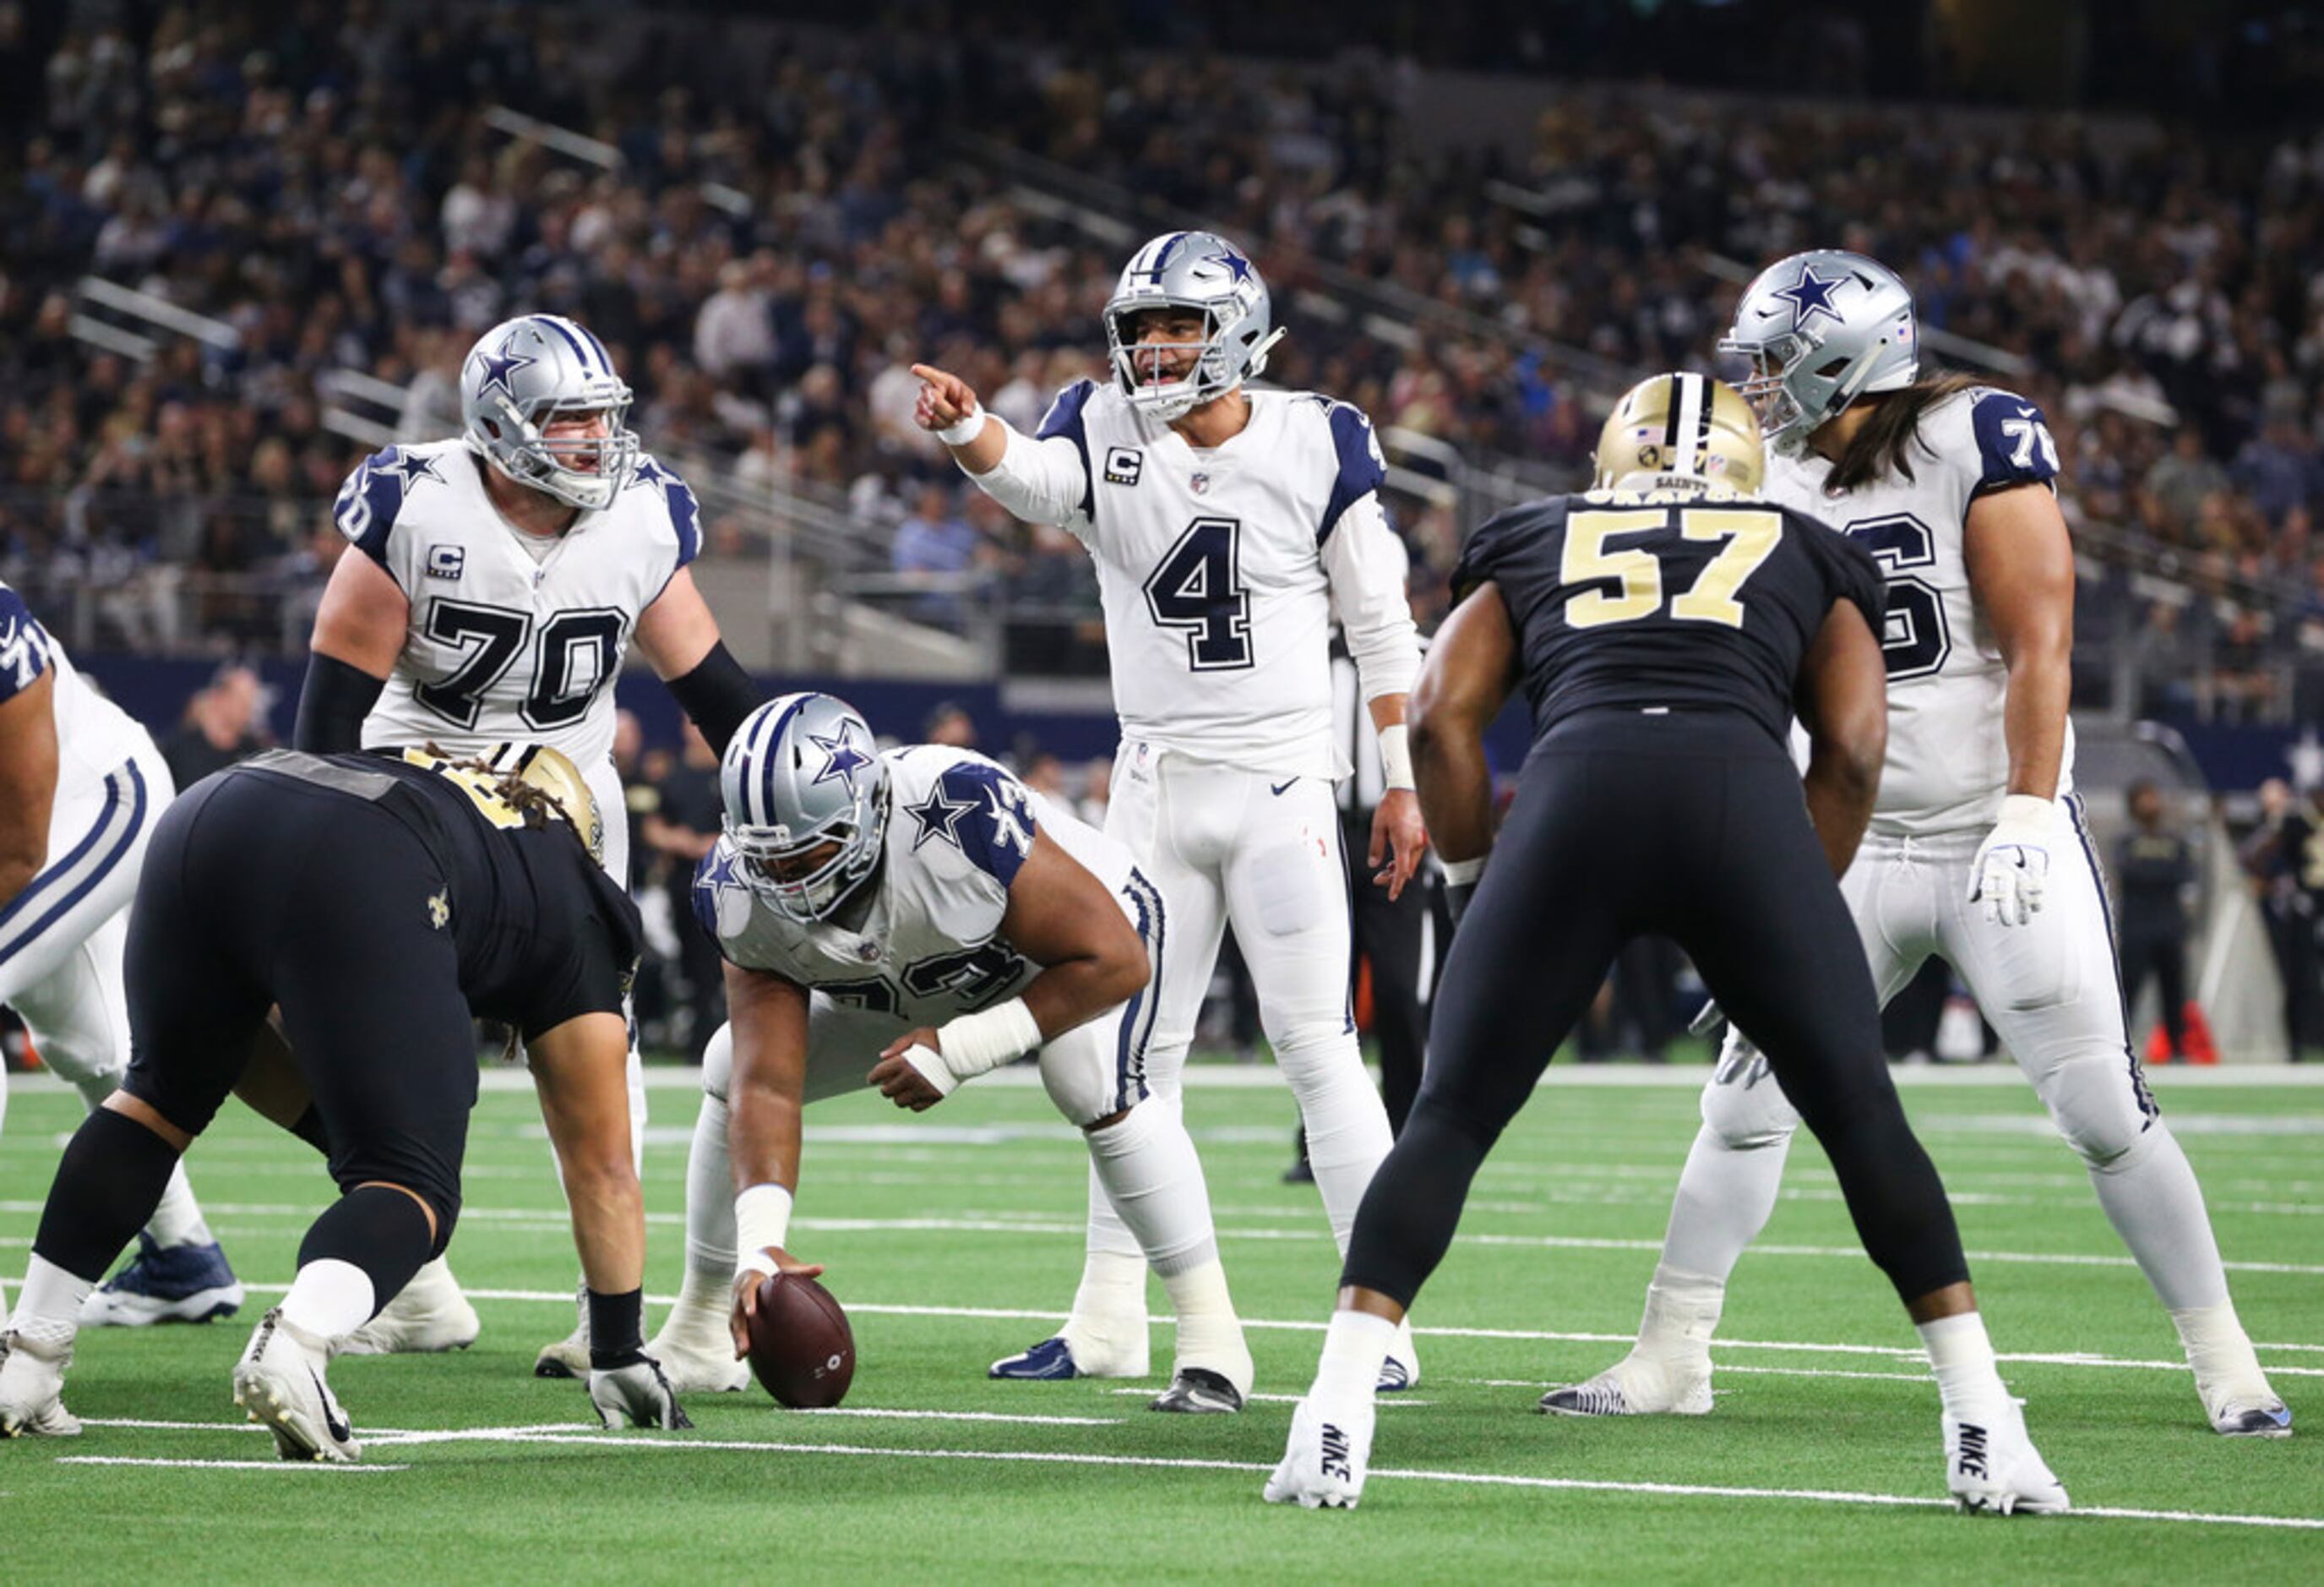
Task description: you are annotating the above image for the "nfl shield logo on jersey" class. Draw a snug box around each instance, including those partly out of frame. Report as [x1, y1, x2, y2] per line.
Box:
[1189, 471, 1211, 494]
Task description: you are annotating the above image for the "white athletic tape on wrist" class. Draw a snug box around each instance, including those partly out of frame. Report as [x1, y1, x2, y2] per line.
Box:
[931, 996, 1044, 1085]
[1377, 723, 1415, 792]
[732, 1182, 793, 1280]
[936, 401, 987, 448]
[1440, 854, 1487, 886]
[898, 1042, 958, 1099]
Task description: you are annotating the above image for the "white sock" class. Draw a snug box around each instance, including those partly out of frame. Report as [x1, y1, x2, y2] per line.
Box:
[280, 1258, 378, 1341]
[142, 1161, 215, 1250]
[12, 1255, 94, 1349]
[1159, 1259, 1251, 1392]
[1085, 1100, 1222, 1274]
[1634, 1263, 1725, 1360]
[2083, 1123, 2230, 1312]
[1060, 1251, 1149, 1361]
[681, 1091, 737, 1275]
[1309, 1307, 1396, 1415]
[1662, 1121, 1792, 1282]
[1917, 1311, 2011, 1421]
[2172, 1301, 2270, 1395]
[1276, 1033, 1393, 1255]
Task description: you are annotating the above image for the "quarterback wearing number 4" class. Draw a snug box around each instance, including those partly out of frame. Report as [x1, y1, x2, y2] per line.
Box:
[292, 314, 761, 1372]
[1549, 251, 2289, 1437]
[916, 231, 1429, 1405]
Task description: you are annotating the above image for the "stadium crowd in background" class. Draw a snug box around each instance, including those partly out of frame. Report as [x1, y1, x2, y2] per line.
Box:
[3, 3, 2324, 716]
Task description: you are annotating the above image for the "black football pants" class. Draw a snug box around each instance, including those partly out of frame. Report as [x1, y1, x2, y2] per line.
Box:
[1341, 710, 1973, 1307]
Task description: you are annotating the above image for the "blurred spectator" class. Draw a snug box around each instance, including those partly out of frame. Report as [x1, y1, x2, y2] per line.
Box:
[2116, 781, 2198, 1059]
[2241, 778, 2324, 1058]
[1078, 753, 1114, 828]
[160, 663, 269, 789]
[925, 702, 978, 750]
[643, 721, 727, 1062]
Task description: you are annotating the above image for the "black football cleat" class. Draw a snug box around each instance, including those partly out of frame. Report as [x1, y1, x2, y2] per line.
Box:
[1151, 1366, 1244, 1414]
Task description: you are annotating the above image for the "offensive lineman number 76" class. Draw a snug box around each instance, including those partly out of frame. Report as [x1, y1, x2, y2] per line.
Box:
[1561, 508, 1784, 630]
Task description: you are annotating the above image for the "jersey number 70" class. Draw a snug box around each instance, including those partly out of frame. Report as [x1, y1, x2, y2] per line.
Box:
[415, 599, 627, 731]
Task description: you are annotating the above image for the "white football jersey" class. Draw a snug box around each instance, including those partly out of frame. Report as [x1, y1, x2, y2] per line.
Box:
[0, 580, 157, 799]
[333, 438, 700, 772]
[1021, 380, 1418, 779]
[692, 744, 1157, 1026]
[1763, 385, 2075, 837]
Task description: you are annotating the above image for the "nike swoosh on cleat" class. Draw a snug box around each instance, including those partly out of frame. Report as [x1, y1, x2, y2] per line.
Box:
[310, 1369, 351, 1444]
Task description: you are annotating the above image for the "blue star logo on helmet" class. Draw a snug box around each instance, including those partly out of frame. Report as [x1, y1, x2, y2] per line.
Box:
[1206, 247, 1253, 285]
[906, 782, 975, 853]
[809, 723, 874, 790]
[474, 335, 538, 399]
[1772, 263, 1845, 333]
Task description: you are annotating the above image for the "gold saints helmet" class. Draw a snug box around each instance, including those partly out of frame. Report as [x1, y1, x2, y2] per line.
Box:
[1592, 372, 1766, 494]
[480, 741, 605, 864]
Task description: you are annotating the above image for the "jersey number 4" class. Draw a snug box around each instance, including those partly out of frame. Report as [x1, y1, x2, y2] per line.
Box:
[1144, 517, 1253, 670]
[1562, 508, 1783, 630]
[415, 600, 627, 731]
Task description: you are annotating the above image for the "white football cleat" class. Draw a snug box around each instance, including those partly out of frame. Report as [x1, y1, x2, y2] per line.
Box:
[1263, 1397, 1374, 1510]
[1538, 1349, 1712, 1416]
[646, 1310, 752, 1394]
[334, 1257, 479, 1356]
[0, 1331, 82, 1437]
[2197, 1367, 2293, 1437]
[1379, 1321, 1420, 1393]
[1945, 1399, 2068, 1516]
[233, 1308, 361, 1463]
[534, 1283, 591, 1380]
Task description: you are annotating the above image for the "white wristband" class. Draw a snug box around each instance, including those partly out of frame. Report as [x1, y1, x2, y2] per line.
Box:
[936, 402, 987, 448]
[733, 1182, 794, 1279]
[932, 996, 1044, 1083]
[1377, 723, 1415, 792]
[1440, 855, 1487, 886]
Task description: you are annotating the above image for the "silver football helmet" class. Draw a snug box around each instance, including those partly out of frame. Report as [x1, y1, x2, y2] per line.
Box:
[720, 693, 889, 924]
[1102, 231, 1285, 422]
[1717, 250, 1919, 454]
[460, 314, 640, 511]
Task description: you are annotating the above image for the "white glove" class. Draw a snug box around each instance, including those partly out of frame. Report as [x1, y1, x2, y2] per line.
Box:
[1969, 795, 2055, 928]
[588, 1356, 694, 1431]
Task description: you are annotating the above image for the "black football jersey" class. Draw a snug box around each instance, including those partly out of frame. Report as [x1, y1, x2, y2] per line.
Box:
[1452, 488, 1886, 748]
[237, 748, 642, 1033]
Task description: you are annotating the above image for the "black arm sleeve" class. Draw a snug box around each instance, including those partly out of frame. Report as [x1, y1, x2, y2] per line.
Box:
[293, 652, 388, 753]
[663, 640, 759, 755]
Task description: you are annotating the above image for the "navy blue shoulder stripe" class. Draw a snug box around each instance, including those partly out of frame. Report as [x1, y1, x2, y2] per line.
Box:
[1320, 401, 1387, 545]
[1035, 379, 1099, 521]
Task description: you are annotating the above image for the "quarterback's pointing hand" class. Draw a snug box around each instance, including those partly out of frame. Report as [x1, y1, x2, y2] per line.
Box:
[911, 364, 979, 432]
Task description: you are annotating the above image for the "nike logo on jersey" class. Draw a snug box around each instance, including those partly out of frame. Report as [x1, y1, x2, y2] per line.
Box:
[1271, 778, 1298, 796]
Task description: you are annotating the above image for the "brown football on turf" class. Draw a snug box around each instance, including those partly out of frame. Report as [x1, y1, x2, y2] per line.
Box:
[746, 1270, 856, 1408]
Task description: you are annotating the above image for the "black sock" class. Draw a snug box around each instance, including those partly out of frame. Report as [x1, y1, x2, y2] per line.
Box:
[32, 1107, 184, 1281]
[588, 1288, 645, 1371]
[296, 1186, 436, 1324]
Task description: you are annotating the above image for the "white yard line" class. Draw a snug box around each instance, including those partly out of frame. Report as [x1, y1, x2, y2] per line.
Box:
[55, 1456, 403, 1472]
[69, 1424, 2315, 1530]
[236, 1284, 2320, 1377]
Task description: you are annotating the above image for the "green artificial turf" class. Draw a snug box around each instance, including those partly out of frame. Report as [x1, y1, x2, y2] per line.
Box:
[3, 1061, 2316, 1583]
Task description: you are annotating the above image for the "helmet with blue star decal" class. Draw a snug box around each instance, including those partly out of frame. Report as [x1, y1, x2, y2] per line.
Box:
[1103, 231, 1286, 422]
[719, 693, 890, 923]
[460, 314, 640, 511]
[1717, 249, 1918, 455]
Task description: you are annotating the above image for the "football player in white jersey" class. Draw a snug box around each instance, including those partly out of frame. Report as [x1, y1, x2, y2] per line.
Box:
[0, 584, 242, 1329]
[291, 314, 761, 1370]
[912, 231, 1429, 1389]
[1545, 251, 2289, 1437]
[640, 695, 1255, 1410]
